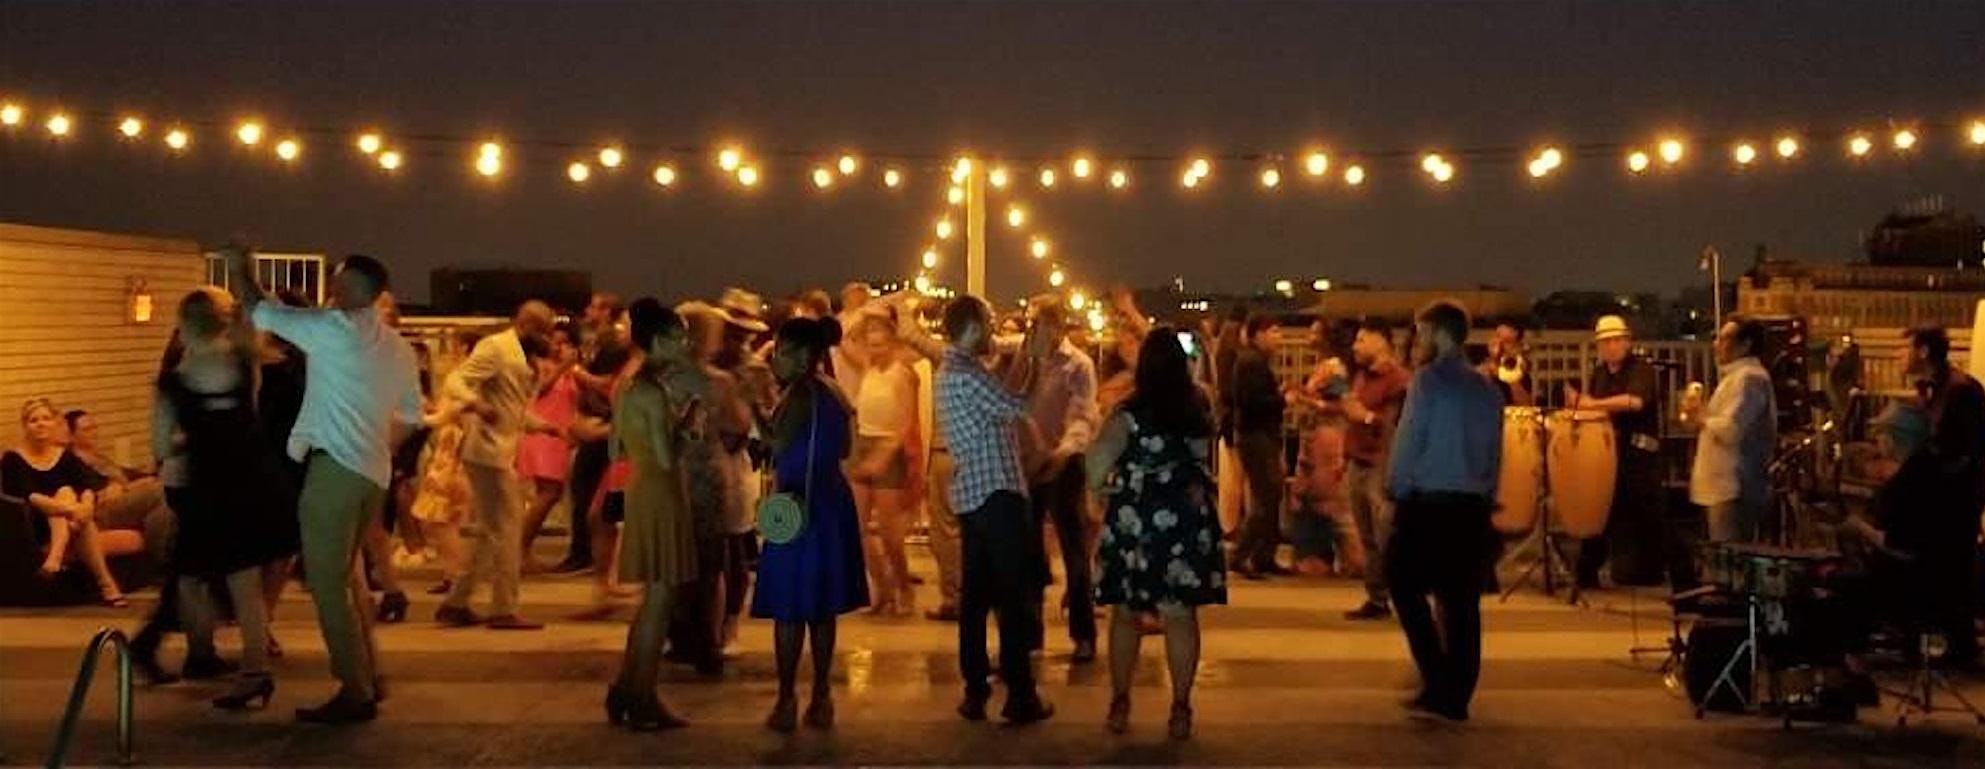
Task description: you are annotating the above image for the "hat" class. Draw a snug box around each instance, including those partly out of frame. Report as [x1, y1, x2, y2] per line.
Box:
[717, 288, 769, 333]
[1593, 315, 1631, 342]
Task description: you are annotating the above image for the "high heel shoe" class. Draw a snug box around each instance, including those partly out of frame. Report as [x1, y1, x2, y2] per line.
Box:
[604, 683, 632, 727]
[1167, 701, 1193, 740]
[1106, 693, 1131, 734]
[376, 591, 410, 624]
[213, 675, 276, 711]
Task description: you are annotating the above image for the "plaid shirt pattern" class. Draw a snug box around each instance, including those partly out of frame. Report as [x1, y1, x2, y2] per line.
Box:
[936, 347, 1029, 514]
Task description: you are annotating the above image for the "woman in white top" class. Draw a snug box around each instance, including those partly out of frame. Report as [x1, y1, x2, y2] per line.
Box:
[843, 308, 923, 615]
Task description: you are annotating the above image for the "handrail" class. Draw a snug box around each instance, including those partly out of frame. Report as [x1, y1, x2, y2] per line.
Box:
[45, 627, 136, 768]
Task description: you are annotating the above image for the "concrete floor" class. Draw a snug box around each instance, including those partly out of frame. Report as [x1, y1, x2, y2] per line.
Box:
[4, 543, 1983, 767]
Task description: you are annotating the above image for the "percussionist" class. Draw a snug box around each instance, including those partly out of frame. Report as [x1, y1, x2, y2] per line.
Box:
[1565, 316, 1679, 590]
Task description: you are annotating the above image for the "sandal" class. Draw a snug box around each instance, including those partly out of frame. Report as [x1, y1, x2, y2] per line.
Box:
[101, 593, 130, 609]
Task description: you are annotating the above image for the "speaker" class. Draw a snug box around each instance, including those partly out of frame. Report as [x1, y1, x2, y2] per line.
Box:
[1758, 316, 1812, 433]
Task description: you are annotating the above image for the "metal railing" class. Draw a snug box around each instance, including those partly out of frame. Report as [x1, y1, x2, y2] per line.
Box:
[45, 627, 136, 768]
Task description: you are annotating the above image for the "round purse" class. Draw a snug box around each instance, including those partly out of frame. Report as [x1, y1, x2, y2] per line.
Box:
[756, 394, 818, 545]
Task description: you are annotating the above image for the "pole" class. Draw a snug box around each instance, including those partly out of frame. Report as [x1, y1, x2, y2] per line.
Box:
[967, 167, 987, 301]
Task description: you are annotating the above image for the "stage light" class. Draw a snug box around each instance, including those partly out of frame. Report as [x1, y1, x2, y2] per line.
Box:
[599, 147, 624, 168]
[838, 154, 858, 175]
[378, 150, 403, 171]
[1072, 156, 1094, 179]
[1848, 134, 1873, 157]
[989, 166, 1009, 188]
[476, 153, 503, 177]
[1892, 129, 1918, 152]
[1627, 150, 1651, 173]
[1039, 168, 1057, 188]
[164, 128, 189, 151]
[1343, 165, 1366, 186]
[45, 113, 72, 137]
[1006, 205, 1026, 228]
[652, 165, 677, 187]
[1658, 139, 1684, 165]
[1030, 238, 1050, 259]
[1305, 152, 1329, 176]
[812, 167, 834, 189]
[1775, 136, 1800, 159]
[236, 121, 263, 146]
[1259, 167, 1281, 188]
[1732, 143, 1757, 166]
[736, 165, 760, 186]
[118, 117, 143, 138]
[883, 168, 903, 188]
[567, 162, 591, 183]
[275, 138, 301, 161]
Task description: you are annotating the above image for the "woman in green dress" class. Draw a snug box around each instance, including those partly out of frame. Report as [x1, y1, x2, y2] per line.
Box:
[604, 299, 702, 731]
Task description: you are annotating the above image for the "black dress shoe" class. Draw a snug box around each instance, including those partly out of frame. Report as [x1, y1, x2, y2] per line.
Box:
[1344, 601, 1393, 621]
[376, 591, 410, 624]
[182, 654, 239, 681]
[957, 695, 989, 722]
[1071, 640, 1098, 664]
[1002, 699, 1056, 725]
[296, 694, 378, 725]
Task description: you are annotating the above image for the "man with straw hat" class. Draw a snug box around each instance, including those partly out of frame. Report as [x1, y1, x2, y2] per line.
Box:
[1564, 315, 1679, 590]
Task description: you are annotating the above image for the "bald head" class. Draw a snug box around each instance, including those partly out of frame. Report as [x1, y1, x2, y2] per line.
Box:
[515, 300, 557, 338]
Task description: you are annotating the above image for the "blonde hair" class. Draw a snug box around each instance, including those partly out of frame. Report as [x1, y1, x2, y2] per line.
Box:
[177, 285, 237, 340]
[18, 397, 57, 425]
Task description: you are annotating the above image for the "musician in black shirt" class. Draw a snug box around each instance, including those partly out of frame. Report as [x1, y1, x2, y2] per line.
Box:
[1566, 317, 1683, 589]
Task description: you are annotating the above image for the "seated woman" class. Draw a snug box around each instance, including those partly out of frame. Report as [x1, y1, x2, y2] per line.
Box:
[64, 409, 170, 536]
[3, 398, 143, 606]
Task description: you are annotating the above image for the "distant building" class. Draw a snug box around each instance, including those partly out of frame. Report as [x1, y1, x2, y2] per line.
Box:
[1864, 194, 1985, 268]
[1737, 258, 1985, 340]
[1301, 285, 1529, 325]
[430, 268, 591, 316]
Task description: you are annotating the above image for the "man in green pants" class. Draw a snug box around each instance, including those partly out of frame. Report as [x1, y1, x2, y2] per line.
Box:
[227, 245, 424, 724]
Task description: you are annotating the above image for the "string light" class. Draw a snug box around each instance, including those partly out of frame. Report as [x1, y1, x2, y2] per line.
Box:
[1039, 168, 1057, 188]
[1088, 311, 1106, 332]
[914, 274, 933, 294]
[0, 103, 21, 126]
[1188, 157, 1211, 178]
[45, 113, 71, 137]
[883, 168, 903, 188]
[567, 162, 592, 183]
[1627, 150, 1651, 174]
[988, 166, 1009, 189]
[1304, 152, 1329, 176]
[1049, 267, 1066, 287]
[479, 141, 503, 159]
[1070, 291, 1088, 311]
[378, 150, 403, 171]
[1775, 136, 1800, 159]
[1848, 134, 1873, 157]
[718, 148, 742, 172]
[357, 133, 383, 155]
[951, 157, 974, 183]
[1422, 153, 1454, 183]
[235, 121, 263, 147]
[1892, 128, 1918, 152]
[812, 166, 834, 189]
[1343, 165, 1366, 186]
[947, 185, 965, 205]
[1420, 153, 1445, 174]
[922, 248, 939, 269]
[117, 117, 143, 139]
[1658, 139, 1685, 165]
[1526, 147, 1561, 179]
[1430, 164, 1455, 184]
[652, 164, 677, 187]
[1006, 205, 1026, 228]
[1071, 156, 1094, 179]
[598, 147, 624, 169]
[275, 138, 301, 162]
[476, 153, 503, 177]
[1732, 142, 1757, 166]
[735, 165, 760, 187]
[1259, 167, 1281, 189]
[935, 218, 954, 240]
[837, 154, 859, 175]
[1030, 238, 1050, 259]
[1526, 158, 1549, 179]
[1108, 168, 1129, 189]
[164, 128, 189, 151]
[1181, 170, 1201, 189]
[1968, 120, 1985, 146]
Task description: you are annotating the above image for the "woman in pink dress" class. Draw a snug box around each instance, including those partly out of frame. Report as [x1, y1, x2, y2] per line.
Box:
[519, 323, 583, 570]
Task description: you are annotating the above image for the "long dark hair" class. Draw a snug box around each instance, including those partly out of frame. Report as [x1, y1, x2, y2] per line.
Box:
[1124, 325, 1213, 438]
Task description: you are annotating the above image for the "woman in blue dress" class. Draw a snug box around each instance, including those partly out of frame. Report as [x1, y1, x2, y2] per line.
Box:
[751, 316, 869, 732]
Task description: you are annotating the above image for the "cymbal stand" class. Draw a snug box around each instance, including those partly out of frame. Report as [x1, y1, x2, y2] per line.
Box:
[1498, 492, 1579, 605]
[1885, 633, 1985, 727]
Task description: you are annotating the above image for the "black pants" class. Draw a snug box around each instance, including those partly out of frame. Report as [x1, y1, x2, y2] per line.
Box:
[1578, 451, 1672, 587]
[1230, 430, 1286, 571]
[564, 442, 609, 566]
[959, 491, 1047, 708]
[1386, 492, 1495, 713]
[1033, 460, 1096, 644]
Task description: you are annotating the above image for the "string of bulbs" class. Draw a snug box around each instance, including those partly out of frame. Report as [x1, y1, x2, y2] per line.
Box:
[5, 95, 1983, 193]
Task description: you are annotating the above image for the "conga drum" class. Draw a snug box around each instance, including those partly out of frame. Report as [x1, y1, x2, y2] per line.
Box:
[1493, 407, 1545, 535]
[1546, 410, 1616, 539]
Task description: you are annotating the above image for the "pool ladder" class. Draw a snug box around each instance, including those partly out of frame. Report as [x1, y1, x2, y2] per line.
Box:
[42, 627, 137, 767]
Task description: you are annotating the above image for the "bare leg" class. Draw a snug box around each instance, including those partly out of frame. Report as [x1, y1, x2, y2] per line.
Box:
[874, 488, 916, 612]
[520, 478, 565, 560]
[40, 517, 73, 574]
[262, 557, 293, 614]
[1109, 606, 1141, 698]
[361, 515, 404, 595]
[1160, 604, 1201, 706]
[72, 519, 127, 601]
[850, 482, 891, 610]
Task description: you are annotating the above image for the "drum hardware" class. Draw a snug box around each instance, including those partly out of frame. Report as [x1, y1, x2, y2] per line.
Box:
[1695, 594, 1763, 719]
[1882, 632, 1985, 726]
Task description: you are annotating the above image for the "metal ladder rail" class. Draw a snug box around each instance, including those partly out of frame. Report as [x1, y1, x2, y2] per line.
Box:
[44, 627, 137, 768]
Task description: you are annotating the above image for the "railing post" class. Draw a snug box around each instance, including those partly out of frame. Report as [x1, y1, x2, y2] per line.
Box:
[45, 627, 137, 768]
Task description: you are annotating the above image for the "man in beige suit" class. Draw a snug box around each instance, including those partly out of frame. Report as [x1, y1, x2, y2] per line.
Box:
[437, 300, 558, 630]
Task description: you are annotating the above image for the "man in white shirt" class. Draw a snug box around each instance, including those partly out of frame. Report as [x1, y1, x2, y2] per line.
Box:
[436, 301, 557, 631]
[226, 246, 423, 724]
[1689, 316, 1778, 543]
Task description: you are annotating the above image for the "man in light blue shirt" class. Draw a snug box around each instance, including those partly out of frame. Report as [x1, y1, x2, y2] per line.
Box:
[1385, 300, 1502, 722]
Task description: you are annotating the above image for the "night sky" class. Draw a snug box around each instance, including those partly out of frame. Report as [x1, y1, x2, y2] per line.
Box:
[2, 0, 1982, 306]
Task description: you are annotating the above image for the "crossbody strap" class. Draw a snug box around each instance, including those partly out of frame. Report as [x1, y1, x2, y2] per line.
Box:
[801, 385, 820, 501]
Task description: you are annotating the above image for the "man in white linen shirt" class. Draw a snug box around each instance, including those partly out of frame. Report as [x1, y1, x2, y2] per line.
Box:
[226, 245, 423, 724]
[1689, 316, 1778, 544]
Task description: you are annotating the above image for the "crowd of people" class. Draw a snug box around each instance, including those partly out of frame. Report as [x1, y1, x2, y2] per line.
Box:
[7, 245, 1984, 735]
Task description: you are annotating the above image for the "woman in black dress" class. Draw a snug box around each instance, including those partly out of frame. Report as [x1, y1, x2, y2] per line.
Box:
[152, 287, 301, 710]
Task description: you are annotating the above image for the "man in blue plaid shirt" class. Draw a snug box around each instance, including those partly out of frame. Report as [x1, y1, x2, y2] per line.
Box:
[933, 296, 1055, 726]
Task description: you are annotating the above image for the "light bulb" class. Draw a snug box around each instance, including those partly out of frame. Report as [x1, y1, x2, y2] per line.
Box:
[1343, 165, 1366, 186]
[652, 165, 677, 187]
[1539, 147, 1563, 169]
[1030, 238, 1050, 259]
[275, 139, 301, 161]
[1627, 151, 1651, 173]
[598, 147, 624, 168]
[736, 165, 760, 186]
[935, 218, 954, 240]
[989, 166, 1009, 188]
[838, 154, 858, 175]
[479, 141, 503, 158]
[1430, 163, 1454, 184]
[476, 153, 503, 177]
[45, 113, 72, 137]
[1732, 143, 1757, 166]
[567, 162, 591, 183]
[1776, 136, 1800, 159]
[118, 117, 143, 138]
[357, 133, 383, 155]
[1188, 157, 1211, 178]
[1109, 169, 1129, 189]
[378, 150, 403, 171]
[1259, 168, 1281, 188]
[883, 168, 902, 188]
[1049, 268, 1066, 288]
[1181, 170, 1200, 189]
[1658, 139, 1685, 164]
[947, 185, 965, 205]
[812, 167, 834, 189]
[1420, 153, 1445, 174]
[1304, 152, 1329, 176]
[164, 128, 189, 151]
[1006, 206, 1026, 228]
[236, 121, 263, 146]
[718, 147, 742, 171]
[1039, 168, 1057, 188]
[1892, 129, 1918, 152]
[1071, 156, 1093, 179]
[1849, 135, 1873, 157]
[0, 103, 22, 126]
[1968, 121, 1985, 146]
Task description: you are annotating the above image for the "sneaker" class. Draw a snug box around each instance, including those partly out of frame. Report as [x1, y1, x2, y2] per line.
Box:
[1344, 601, 1392, 621]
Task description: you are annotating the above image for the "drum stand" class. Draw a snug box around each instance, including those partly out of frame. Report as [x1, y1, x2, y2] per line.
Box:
[1498, 493, 1581, 605]
[1696, 595, 1760, 719]
[1884, 634, 1985, 727]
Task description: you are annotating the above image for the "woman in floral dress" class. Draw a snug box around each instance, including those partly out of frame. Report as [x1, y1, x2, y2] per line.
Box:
[1087, 326, 1227, 740]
